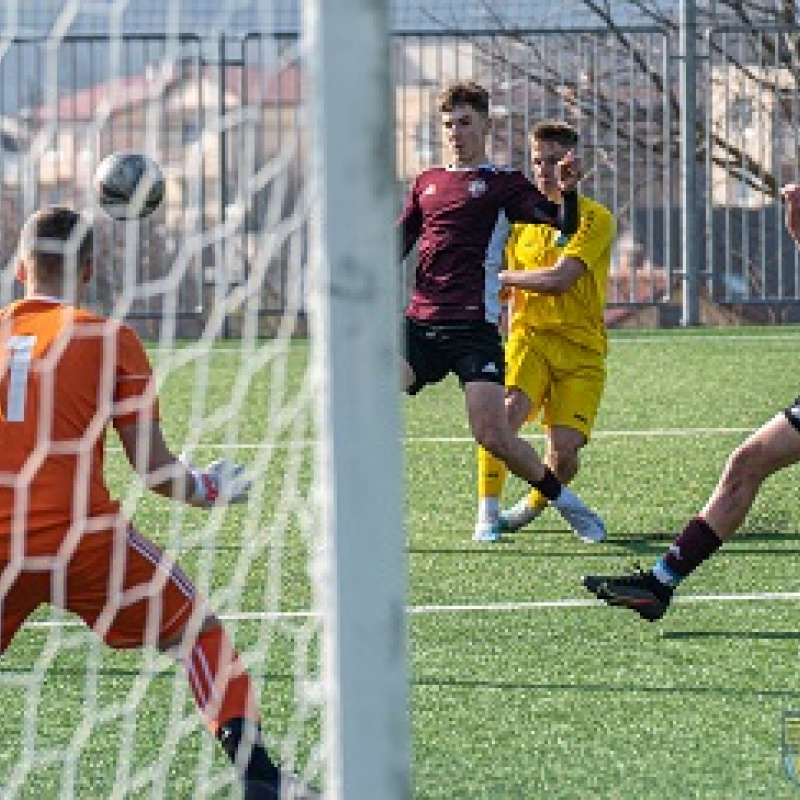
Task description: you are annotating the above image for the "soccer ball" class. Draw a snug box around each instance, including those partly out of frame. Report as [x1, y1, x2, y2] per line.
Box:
[92, 152, 164, 220]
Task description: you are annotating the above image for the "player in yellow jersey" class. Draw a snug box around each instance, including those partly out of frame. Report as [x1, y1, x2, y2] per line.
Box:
[474, 120, 616, 542]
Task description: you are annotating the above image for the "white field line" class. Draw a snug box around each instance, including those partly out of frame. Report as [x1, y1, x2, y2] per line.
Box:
[608, 333, 800, 344]
[401, 427, 753, 444]
[105, 426, 754, 452]
[26, 590, 800, 629]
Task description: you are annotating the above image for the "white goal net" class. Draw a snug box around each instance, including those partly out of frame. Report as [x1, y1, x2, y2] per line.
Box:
[0, 2, 408, 798]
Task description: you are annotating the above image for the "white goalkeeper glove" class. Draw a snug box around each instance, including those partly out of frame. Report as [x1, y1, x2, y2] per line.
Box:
[180, 454, 252, 508]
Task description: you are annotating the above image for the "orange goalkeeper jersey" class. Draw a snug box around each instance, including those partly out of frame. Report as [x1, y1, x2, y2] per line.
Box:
[0, 297, 159, 554]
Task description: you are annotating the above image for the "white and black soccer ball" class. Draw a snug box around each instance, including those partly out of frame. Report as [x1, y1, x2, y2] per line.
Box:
[92, 152, 164, 220]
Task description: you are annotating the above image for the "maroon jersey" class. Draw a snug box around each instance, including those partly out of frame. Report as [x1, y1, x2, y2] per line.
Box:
[398, 164, 567, 323]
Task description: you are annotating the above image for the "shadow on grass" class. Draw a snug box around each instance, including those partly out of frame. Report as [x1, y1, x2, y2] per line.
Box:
[612, 529, 800, 557]
[662, 630, 800, 641]
[409, 529, 800, 556]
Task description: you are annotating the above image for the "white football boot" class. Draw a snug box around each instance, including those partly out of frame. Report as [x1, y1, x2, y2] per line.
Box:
[551, 486, 606, 543]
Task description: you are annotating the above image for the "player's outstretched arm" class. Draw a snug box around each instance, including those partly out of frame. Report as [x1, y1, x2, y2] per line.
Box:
[499, 257, 586, 295]
[116, 420, 251, 508]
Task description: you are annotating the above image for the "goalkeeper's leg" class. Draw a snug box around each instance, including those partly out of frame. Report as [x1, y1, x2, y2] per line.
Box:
[65, 524, 308, 796]
[163, 617, 280, 788]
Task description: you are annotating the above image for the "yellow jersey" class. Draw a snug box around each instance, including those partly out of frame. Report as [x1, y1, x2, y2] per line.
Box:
[506, 194, 616, 356]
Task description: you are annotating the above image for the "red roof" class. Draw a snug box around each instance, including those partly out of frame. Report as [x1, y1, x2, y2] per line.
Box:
[30, 63, 304, 122]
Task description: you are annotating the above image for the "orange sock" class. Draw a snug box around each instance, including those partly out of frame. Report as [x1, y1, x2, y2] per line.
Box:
[184, 624, 260, 734]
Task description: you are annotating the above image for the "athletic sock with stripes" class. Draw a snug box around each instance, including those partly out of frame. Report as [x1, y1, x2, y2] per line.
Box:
[182, 624, 279, 783]
[652, 516, 723, 587]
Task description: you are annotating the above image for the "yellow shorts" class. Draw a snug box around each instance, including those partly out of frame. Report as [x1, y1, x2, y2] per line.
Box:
[504, 327, 606, 439]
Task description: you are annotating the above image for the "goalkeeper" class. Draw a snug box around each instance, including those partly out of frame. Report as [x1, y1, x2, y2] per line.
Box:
[0, 206, 318, 800]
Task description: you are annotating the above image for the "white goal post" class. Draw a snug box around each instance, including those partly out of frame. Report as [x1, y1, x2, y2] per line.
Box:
[305, 1, 410, 799]
[0, 0, 410, 797]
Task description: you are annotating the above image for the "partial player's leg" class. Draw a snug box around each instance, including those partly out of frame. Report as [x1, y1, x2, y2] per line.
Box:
[474, 323, 546, 542]
[501, 425, 587, 533]
[474, 386, 534, 541]
[584, 409, 800, 621]
[475, 327, 547, 539]
[701, 411, 800, 539]
[0, 566, 50, 654]
[501, 344, 604, 539]
[62, 522, 321, 798]
[464, 379, 605, 543]
[401, 359, 416, 393]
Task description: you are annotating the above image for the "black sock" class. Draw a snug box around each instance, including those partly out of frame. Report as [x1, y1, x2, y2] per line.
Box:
[217, 717, 280, 785]
[532, 467, 562, 502]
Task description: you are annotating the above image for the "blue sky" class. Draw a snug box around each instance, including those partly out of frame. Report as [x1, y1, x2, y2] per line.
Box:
[9, 1, 783, 37]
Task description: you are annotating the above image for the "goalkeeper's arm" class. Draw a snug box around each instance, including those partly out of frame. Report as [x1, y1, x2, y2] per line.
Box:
[116, 420, 250, 507]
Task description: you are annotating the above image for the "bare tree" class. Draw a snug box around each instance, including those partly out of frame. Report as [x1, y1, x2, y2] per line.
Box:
[398, 0, 800, 313]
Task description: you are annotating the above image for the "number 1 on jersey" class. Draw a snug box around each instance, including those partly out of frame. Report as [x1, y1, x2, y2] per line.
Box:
[5, 335, 36, 422]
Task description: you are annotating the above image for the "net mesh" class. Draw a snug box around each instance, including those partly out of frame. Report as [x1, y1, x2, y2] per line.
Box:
[0, 2, 322, 796]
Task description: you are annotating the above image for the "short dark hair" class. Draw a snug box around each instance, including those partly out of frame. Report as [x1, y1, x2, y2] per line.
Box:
[531, 120, 579, 148]
[437, 80, 490, 115]
[18, 206, 93, 279]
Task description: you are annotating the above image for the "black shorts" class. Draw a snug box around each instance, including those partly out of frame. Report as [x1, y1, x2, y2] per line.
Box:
[405, 317, 505, 395]
[785, 396, 800, 433]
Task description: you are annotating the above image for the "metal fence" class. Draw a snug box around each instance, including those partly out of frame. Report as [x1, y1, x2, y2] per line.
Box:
[0, 33, 306, 338]
[0, 25, 798, 333]
[395, 24, 800, 325]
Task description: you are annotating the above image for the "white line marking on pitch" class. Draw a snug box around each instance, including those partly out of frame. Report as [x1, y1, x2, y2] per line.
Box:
[402, 427, 752, 443]
[25, 591, 800, 629]
[408, 592, 800, 614]
[610, 333, 800, 343]
[105, 426, 753, 452]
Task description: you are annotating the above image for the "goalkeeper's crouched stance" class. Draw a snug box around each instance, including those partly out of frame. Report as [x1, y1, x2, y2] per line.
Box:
[0, 206, 320, 799]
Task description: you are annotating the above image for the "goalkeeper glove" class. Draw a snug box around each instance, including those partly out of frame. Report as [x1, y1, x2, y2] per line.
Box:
[181, 455, 252, 508]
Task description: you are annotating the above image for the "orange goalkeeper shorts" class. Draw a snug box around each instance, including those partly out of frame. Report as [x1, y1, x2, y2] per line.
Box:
[0, 520, 200, 653]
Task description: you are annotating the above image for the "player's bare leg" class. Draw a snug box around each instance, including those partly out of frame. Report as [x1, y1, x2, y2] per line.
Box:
[502, 425, 586, 532]
[466, 381, 604, 542]
[475, 386, 532, 539]
[584, 413, 800, 622]
[467, 381, 547, 484]
[701, 413, 800, 540]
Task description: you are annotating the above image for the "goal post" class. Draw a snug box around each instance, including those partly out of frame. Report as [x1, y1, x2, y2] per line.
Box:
[305, 2, 411, 799]
[0, 0, 410, 797]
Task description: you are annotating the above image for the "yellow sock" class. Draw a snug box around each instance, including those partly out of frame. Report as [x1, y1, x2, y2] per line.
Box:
[478, 446, 507, 499]
[527, 487, 550, 511]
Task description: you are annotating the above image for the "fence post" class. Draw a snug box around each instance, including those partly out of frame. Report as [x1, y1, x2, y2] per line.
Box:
[679, 0, 700, 325]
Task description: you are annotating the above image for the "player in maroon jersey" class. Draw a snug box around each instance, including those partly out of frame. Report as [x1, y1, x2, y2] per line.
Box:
[583, 183, 800, 621]
[398, 80, 605, 543]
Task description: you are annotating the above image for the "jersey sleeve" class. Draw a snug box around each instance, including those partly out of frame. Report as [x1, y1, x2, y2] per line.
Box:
[112, 325, 160, 429]
[484, 211, 509, 273]
[397, 177, 422, 259]
[500, 171, 561, 227]
[561, 202, 616, 273]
